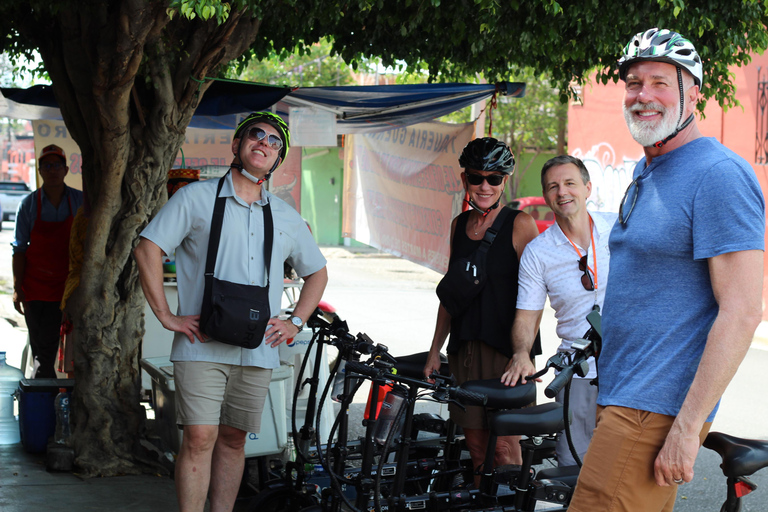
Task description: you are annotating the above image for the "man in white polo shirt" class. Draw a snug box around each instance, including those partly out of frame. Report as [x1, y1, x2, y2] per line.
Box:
[501, 154, 616, 466]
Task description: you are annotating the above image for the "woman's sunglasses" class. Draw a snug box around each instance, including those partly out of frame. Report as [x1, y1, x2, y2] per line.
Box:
[465, 172, 505, 186]
[244, 126, 283, 151]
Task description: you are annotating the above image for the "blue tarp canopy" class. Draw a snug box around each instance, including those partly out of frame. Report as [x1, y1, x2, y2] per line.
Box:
[0, 80, 524, 134]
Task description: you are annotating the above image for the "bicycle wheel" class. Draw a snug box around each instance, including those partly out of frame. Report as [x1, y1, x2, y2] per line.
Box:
[245, 486, 318, 512]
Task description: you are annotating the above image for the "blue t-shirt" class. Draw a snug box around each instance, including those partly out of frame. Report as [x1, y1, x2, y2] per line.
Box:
[599, 137, 765, 421]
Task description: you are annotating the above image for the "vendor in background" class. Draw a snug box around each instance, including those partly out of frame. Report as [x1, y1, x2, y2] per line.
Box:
[424, 137, 540, 483]
[12, 144, 84, 379]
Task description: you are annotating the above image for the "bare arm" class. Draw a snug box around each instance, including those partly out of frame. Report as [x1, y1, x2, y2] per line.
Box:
[134, 237, 204, 344]
[265, 266, 329, 347]
[424, 303, 452, 380]
[654, 249, 764, 486]
[12, 253, 26, 315]
[501, 308, 543, 386]
[512, 211, 540, 260]
[424, 215, 461, 380]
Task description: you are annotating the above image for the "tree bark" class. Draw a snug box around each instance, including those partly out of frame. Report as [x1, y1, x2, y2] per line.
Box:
[16, 2, 260, 476]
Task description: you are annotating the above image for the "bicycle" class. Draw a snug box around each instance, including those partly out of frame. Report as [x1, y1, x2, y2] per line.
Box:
[312, 306, 602, 512]
[246, 311, 460, 511]
[703, 431, 768, 512]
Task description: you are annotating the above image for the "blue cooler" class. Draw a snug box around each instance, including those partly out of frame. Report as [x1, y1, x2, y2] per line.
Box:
[16, 378, 75, 453]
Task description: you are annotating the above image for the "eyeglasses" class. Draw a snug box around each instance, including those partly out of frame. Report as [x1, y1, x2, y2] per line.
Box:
[619, 176, 643, 225]
[579, 255, 595, 291]
[40, 161, 65, 171]
[244, 126, 283, 151]
[465, 172, 505, 186]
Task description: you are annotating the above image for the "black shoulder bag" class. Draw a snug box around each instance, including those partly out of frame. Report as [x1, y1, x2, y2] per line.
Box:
[435, 207, 511, 318]
[200, 176, 273, 349]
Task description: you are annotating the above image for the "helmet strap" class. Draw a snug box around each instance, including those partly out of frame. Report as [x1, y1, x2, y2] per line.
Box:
[465, 183, 506, 217]
[240, 168, 271, 185]
[231, 141, 282, 186]
[653, 67, 691, 148]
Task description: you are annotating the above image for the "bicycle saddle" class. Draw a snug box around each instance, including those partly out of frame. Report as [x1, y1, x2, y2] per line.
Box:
[459, 378, 536, 409]
[393, 351, 449, 380]
[704, 431, 768, 478]
[491, 402, 567, 437]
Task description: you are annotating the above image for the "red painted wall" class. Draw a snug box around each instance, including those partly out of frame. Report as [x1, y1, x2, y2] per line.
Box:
[569, 55, 768, 319]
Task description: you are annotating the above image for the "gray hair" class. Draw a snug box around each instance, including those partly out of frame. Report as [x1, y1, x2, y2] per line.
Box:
[541, 155, 590, 189]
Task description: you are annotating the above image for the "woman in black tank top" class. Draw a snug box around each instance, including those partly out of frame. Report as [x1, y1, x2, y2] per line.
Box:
[423, 138, 539, 484]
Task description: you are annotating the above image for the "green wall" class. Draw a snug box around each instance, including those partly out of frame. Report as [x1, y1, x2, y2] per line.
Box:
[300, 147, 344, 245]
[512, 151, 557, 199]
[298, 147, 557, 247]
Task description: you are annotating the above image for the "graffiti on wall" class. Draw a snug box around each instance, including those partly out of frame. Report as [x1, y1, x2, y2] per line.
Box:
[572, 142, 640, 213]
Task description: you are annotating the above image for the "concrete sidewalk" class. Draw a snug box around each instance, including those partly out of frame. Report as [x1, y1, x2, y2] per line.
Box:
[0, 443, 179, 512]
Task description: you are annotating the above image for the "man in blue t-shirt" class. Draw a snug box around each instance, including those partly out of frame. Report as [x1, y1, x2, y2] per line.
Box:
[569, 29, 765, 512]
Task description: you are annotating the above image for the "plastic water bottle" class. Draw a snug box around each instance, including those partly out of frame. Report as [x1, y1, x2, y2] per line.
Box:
[0, 351, 24, 445]
[373, 384, 408, 445]
[54, 388, 71, 445]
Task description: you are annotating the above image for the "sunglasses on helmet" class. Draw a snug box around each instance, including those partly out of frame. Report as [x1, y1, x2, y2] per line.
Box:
[244, 126, 283, 151]
[465, 172, 505, 186]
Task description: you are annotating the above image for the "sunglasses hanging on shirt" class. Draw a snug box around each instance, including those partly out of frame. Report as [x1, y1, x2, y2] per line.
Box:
[579, 255, 595, 291]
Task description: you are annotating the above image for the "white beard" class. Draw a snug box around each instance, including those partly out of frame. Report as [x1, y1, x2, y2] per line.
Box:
[623, 101, 679, 147]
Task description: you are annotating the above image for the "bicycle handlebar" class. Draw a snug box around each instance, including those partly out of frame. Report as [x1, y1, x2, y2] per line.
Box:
[344, 360, 487, 407]
[544, 364, 575, 399]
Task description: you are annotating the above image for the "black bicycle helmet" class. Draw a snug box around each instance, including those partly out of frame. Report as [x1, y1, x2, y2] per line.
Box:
[459, 137, 515, 175]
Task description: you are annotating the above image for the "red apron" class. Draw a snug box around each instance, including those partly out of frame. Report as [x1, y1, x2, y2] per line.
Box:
[22, 189, 75, 302]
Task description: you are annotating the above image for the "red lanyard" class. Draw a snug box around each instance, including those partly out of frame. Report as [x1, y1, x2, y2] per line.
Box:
[563, 217, 597, 290]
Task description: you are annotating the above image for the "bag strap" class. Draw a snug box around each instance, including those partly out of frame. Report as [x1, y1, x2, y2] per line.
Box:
[202, 174, 273, 318]
[475, 206, 512, 260]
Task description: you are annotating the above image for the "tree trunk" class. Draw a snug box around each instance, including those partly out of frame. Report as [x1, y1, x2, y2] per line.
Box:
[17, 3, 261, 476]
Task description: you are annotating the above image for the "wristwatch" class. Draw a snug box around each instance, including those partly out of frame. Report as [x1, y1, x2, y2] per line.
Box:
[289, 315, 304, 331]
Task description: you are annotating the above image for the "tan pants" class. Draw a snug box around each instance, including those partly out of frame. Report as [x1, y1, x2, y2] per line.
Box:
[174, 361, 272, 433]
[447, 340, 511, 429]
[569, 405, 711, 512]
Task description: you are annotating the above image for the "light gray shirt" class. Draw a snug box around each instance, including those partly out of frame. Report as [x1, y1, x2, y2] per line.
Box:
[140, 172, 326, 368]
[516, 210, 617, 379]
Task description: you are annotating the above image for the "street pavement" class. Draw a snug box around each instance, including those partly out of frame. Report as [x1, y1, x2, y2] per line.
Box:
[0, 226, 767, 510]
[321, 246, 768, 511]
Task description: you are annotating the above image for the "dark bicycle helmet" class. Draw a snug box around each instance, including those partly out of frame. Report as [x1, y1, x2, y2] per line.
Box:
[234, 111, 291, 161]
[459, 137, 515, 175]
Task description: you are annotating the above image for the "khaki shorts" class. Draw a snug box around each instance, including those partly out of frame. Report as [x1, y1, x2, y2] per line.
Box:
[448, 340, 511, 429]
[174, 361, 272, 433]
[569, 405, 711, 512]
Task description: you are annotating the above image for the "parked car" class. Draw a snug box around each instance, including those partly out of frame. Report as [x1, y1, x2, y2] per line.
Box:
[0, 181, 32, 222]
[510, 196, 555, 233]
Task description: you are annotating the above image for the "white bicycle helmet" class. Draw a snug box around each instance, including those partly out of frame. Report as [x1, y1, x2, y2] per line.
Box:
[619, 28, 702, 148]
[618, 28, 703, 88]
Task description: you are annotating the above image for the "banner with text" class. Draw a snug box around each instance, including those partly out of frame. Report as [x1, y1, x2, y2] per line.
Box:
[31, 119, 302, 212]
[343, 121, 474, 273]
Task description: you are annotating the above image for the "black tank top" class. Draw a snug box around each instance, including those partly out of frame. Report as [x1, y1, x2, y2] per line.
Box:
[446, 207, 541, 358]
